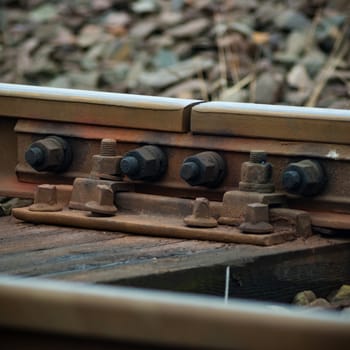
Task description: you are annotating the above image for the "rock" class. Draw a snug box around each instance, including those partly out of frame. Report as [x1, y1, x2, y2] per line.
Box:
[293, 290, 317, 306]
[301, 49, 326, 77]
[104, 40, 132, 62]
[132, 0, 159, 14]
[158, 11, 183, 28]
[309, 298, 331, 308]
[29, 4, 57, 23]
[230, 22, 253, 37]
[152, 49, 178, 68]
[91, 0, 114, 12]
[138, 56, 214, 90]
[47, 75, 71, 89]
[285, 31, 307, 56]
[287, 64, 312, 90]
[130, 20, 158, 39]
[77, 25, 104, 48]
[168, 18, 210, 39]
[219, 88, 249, 102]
[274, 52, 298, 66]
[274, 9, 310, 31]
[273, 31, 307, 66]
[329, 285, 350, 305]
[284, 89, 309, 106]
[0, 198, 33, 216]
[102, 12, 131, 35]
[148, 34, 174, 49]
[100, 63, 130, 85]
[329, 100, 350, 110]
[70, 71, 100, 90]
[171, 0, 184, 11]
[161, 79, 207, 99]
[255, 71, 284, 104]
[24, 45, 57, 76]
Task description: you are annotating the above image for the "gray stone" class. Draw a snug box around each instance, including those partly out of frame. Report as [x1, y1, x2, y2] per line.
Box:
[100, 63, 130, 85]
[47, 75, 71, 89]
[152, 49, 178, 69]
[29, 4, 57, 23]
[77, 25, 104, 48]
[301, 50, 326, 77]
[162, 79, 207, 99]
[70, 71, 99, 90]
[293, 290, 316, 306]
[284, 90, 309, 106]
[275, 9, 310, 31]
[132, 0, 159, 14]
[219, 88, 249, 103]
[130, 20, 158, 39]
[287, 64, 312, 90]
[273, 31, 307, 66]
[285, 31, 307, 56]
[229, 22, 253, 37]
[168, 18, 210, 39]
[255, 71, 284, 104]
[138, 56, 214, 90]
[309, 298, 331, 308]
[329, 285, 350, 304]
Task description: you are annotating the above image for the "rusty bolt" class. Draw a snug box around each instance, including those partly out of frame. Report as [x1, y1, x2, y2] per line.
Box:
[282, 159, 326, 197]
[91, 139, 122, 179]
[239, 203, 273, 234]
[100, 138, 117, 156]
[250, 150, 267, 163]
[180, 151, 226, 187]
[29, 184, 63, 212]
[239, 150, 274, 193]
[120, 145, 167, 181]
[184, 197, 218, 228]
[25, 136, 72, 173]
[85, 184, 117, 216]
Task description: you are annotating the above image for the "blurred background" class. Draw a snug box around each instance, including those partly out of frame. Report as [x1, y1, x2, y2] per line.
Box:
[0, 0, 349, 107]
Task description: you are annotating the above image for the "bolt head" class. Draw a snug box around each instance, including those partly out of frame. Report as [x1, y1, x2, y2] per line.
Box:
[282, 170, 301, 191]
[180, 162, 199, 181]
[120, 156, 139, 176]
[25, 146, 44, 166]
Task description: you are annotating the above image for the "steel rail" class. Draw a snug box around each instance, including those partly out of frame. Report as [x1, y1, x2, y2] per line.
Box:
[192, 101, 350, 144]
[0, 275, 349, 350]
[0, 83, 200, 132]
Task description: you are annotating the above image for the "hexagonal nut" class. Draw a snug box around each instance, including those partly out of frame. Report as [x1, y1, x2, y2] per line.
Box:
[39, 138, 65, 168]
[181, 151, 226, 187]
[121, 145, 167, 180]
[91, 155, 122, 176]
[284, 159, 326, 196]
[241, 162, 272, 184]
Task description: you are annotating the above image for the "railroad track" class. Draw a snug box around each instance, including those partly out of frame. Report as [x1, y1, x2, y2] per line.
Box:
[0, 83, 349, 349]
[1, 82, 350, 233]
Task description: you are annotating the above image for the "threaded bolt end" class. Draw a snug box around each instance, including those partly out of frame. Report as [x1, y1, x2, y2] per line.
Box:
[250, 150, 267, 163]
[100, 139, 117, 156]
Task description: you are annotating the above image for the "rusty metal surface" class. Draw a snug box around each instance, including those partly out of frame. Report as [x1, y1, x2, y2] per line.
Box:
[191, 101, 350, 144]
[0, 83, 200, 132]
[1, 83, 350, 232]
[12, 120, 350, 212]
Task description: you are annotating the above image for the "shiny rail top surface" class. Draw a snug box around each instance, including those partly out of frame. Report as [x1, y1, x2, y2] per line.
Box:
[0, 83, 200, 132]
[191, 101, 350, 144]
[1, 83, 350, 142]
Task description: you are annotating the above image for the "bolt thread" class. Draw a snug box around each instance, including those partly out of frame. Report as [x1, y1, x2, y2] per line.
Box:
[100, 139, 117, 156]
[250, 150, 267, 163]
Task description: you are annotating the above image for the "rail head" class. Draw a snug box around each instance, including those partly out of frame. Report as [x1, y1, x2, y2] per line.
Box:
[0, 275, 349, 350]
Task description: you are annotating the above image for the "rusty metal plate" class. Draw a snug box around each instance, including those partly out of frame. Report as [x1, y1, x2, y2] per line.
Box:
[191, 102, 350, 144]
[13, 207, 295, 246]
[0, 83, 201, 132]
